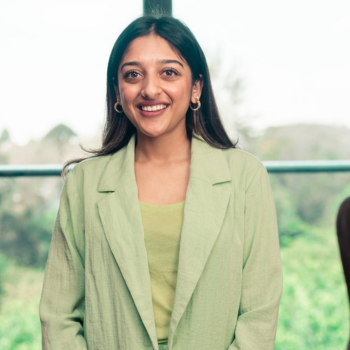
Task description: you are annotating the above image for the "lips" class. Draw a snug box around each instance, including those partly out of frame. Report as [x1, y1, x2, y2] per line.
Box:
[136, 101, 170, 117]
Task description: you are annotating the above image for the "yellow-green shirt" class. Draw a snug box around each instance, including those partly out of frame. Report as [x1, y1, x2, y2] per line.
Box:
[139, 200, 185, 344]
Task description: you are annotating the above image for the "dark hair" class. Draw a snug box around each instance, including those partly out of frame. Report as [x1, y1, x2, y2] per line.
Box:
[63, 15, 236, 175]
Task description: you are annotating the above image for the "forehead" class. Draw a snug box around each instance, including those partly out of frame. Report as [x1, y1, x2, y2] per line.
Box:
[121, 35, 186, 66]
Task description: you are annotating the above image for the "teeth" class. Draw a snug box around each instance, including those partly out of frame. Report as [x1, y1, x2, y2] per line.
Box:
[141, 104, 167, 111]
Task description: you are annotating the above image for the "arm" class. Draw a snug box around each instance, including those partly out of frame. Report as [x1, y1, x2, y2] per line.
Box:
[39, 170, 87, 349]
[229, 165, 283, 350]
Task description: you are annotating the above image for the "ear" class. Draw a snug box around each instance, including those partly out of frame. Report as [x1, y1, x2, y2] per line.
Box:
[191, 74, 203, 103]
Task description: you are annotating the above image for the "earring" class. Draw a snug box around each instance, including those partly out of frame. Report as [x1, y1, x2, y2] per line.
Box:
[189, 97, 201, 111]
[190, 97, 201, 133]
[114, 102, 123, 113]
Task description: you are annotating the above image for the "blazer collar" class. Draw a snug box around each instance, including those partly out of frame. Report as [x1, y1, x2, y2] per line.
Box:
[97, 132, 232, 349]
[98, 132, 231, 192]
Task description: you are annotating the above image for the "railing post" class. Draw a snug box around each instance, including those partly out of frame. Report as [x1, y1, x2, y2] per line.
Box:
[336, 196, 350, 350]
[143, 0, 172, 16]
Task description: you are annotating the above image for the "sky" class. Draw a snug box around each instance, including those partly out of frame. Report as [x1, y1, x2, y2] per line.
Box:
[1, 0, 349, 144]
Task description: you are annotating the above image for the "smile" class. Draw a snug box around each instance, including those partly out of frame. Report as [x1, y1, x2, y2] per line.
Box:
[140, 104, 167, 111]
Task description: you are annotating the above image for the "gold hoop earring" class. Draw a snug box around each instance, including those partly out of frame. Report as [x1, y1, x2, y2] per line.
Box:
[190, 97, 201, 133]
[114, 102, 123, 113]
[190, 98, 201, 111]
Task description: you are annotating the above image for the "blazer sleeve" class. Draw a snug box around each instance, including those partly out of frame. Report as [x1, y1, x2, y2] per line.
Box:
[39, 169, 87, 350]
[228, 164, 283, 350]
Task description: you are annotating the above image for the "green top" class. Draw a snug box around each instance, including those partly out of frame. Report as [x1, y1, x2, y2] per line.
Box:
[139, 200, 185, 344]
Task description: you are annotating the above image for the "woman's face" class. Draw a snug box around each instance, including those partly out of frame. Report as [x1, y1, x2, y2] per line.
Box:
[117, 34, 202, 139]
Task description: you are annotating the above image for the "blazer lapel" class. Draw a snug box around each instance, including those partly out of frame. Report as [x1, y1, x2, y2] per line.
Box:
[96, 132, 232, 350]
[168, 134, 232, 347]
[97, 134, 158, 349]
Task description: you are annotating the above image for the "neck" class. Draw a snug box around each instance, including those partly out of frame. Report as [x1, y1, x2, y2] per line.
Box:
[135, 127, 191, 163]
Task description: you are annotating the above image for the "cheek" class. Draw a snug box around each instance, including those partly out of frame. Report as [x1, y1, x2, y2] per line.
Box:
[118, 85, 139, 125]
[166, 81, 192, 106]
[119, 84, 139, 105]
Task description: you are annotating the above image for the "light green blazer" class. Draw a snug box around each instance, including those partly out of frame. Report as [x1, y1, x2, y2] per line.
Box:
[39, 133, 283, 350]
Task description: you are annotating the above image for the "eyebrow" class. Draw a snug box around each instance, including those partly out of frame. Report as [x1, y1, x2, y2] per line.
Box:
[120, 59, 184, 71]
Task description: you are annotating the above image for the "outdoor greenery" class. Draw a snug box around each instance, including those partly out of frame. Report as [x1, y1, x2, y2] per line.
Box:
[0, 260, 42, 350]
[0, 122, 349, 349]
[276, 226, 347, 349]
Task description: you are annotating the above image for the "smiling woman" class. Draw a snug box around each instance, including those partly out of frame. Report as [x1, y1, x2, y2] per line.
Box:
[39, 15, 283, 350]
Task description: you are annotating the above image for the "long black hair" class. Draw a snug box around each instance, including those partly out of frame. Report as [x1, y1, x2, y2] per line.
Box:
[63, 15, 236, 174]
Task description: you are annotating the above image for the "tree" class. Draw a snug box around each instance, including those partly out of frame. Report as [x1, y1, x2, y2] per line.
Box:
[0, 129, 10, 143]
[44, 124, 77, 143]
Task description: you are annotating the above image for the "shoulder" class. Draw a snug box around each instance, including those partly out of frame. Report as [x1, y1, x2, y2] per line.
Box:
[68, 155, 112, 181]
[193, 134, 265, 177]
[64, 154, 113, 195]
[220, 147, 268, 190]
[221, 147, 267, 176]
[222, 147, 264, 170]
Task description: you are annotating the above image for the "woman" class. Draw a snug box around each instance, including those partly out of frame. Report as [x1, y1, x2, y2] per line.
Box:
[39, 15, 283, 350]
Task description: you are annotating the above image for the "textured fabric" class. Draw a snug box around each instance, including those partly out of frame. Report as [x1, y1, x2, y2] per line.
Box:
[39, 132, 283, 350]
[140, 200, 185, 344]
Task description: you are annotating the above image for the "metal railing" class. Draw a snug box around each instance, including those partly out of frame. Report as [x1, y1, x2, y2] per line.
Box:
[1, 160, 350, 177]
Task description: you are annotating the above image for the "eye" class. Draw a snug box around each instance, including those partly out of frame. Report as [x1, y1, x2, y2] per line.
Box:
[162, 69, 178, 77]
[124, 70, 141, 79]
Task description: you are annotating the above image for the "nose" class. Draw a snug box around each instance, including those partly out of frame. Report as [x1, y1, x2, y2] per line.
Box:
[141, 74, 161, 99]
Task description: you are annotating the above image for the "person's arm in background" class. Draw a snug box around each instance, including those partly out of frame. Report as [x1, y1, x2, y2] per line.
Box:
[39, 169, 87, 350]
[336, 197, 350, 350]
[229, 165, 283, 350]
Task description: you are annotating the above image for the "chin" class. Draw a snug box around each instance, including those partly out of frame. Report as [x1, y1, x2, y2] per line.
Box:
[137, 126, 167, 138]
[135, 117, 186, 139]
[136, 121, 171, 138]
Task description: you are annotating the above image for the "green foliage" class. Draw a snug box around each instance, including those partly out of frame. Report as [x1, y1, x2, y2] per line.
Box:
[0, 175, 60, 268]
[0, 254, 9, 300]
[0, 264, 42, 350]
[275, 227, 348, 349]
[0, 300, 41, 350]
[0, 208, 56, 267]
[269, 177, 311, 241]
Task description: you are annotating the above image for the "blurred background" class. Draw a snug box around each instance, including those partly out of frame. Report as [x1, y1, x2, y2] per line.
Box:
[0, 0, 350, 349]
